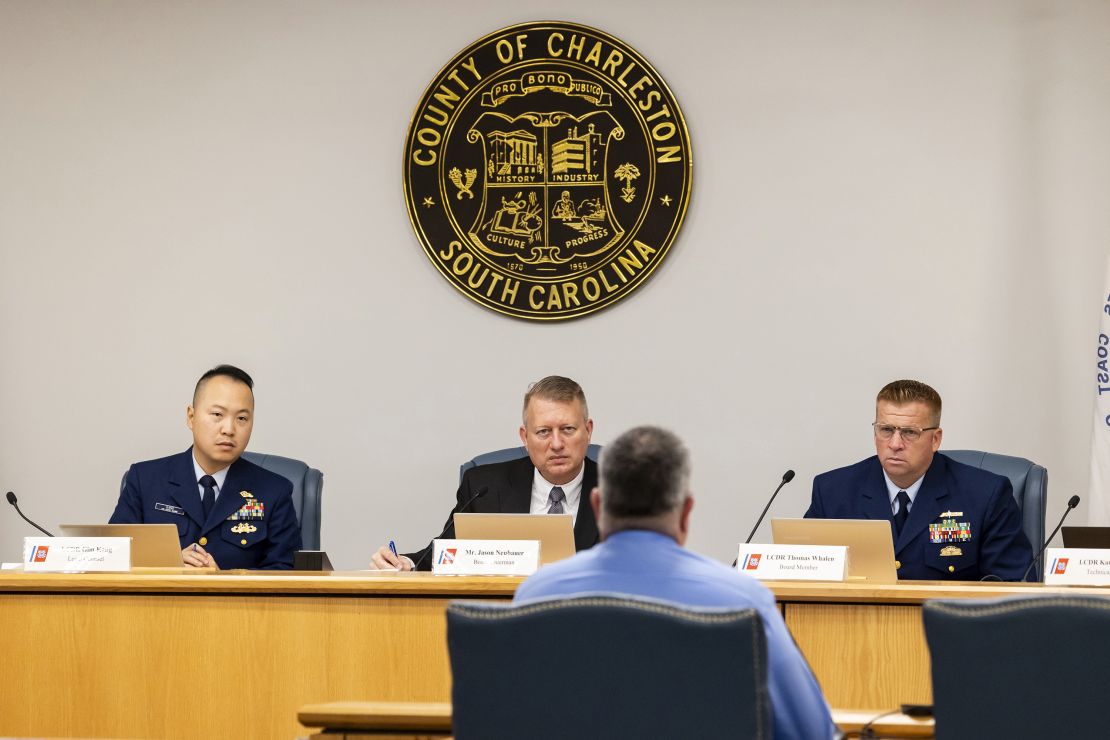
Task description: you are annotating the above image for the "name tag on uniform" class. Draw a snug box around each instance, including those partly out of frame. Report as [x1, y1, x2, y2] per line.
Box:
[155, 503, 185, 516]
[1043, 547, 1110, 586]
[735, 543, 847, 581]
[431, 539, 540, 575]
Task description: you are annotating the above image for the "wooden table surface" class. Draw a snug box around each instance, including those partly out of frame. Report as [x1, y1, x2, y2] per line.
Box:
[294, 701, 937, 739]
[1, 570, 1103, 739]
[0, 569, 515, 740]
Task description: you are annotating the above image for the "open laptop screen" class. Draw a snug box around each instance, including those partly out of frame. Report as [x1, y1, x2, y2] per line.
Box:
[771, 518, 898, 583]
[1061, 526, 1110, 549]
[58, 524, 183, 567]
[453, 513, 575, 566]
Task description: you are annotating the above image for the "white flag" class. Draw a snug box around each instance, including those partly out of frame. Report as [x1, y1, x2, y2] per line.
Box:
[1089, 258, 1110, 524]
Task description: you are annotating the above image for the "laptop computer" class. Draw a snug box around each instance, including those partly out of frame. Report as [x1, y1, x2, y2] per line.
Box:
[453, 513, 576, 566]
[771, 518, 899, 583]
[58, 524, 183, 567]
[1061, 526, 1110, 549]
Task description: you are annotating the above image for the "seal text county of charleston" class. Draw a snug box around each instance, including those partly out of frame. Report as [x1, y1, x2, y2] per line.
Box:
[403, 22, 692, 320]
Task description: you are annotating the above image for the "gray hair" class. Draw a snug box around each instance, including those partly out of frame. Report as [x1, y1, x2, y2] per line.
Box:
[599, 426, 690, 518]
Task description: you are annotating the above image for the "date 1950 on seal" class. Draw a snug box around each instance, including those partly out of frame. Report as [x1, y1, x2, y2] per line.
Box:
[403, 21, 692, 320]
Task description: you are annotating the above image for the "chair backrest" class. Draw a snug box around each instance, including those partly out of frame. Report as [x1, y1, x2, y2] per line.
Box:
[118, 451, 323, 550]
[924, 595, 1110, 739]
[446, 595, 771, 740]
[943, 449, 1047, 580]
[458, 444, 602, 482]
[241, 452, 323, 550]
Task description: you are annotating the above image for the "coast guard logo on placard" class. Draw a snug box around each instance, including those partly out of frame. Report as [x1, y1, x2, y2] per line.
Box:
[1053, 558, 1069, 575]
[404, 21, 692, 320]
[438, 548, 458, 565]
[30, 546, 49, 562]
[744, 554, 761, 570]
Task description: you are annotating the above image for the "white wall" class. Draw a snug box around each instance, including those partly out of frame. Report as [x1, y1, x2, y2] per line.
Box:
[2, 0, 1107, 568]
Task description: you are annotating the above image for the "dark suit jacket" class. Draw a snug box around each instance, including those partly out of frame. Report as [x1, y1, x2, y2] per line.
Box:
[110, 448, 302, 569]
[805, 452, 1033, 581]
[406, 456, 600, 571]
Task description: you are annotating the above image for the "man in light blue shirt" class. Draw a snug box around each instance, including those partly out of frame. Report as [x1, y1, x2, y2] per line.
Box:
[515, 425, 835, 740]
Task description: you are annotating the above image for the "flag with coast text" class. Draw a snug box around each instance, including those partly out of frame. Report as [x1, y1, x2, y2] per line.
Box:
[1089, 258, 1110, 524]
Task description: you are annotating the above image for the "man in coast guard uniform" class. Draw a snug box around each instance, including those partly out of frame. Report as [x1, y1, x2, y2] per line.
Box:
[806, 379, 1032, 581]
[110, 365, 301, 569]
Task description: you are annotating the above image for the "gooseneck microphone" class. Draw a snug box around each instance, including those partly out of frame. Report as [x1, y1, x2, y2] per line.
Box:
[6, 491, 55, 537]
[745, 470, 796, 544]
[412, 486, 489, 571]
[1021, 494, 1080, 583]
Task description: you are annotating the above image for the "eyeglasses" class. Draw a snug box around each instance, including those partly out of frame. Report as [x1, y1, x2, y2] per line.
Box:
[872, 423, 938, 443]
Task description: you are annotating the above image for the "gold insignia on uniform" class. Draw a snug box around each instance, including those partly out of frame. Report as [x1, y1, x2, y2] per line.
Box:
[939, 511, 963, 518]
[231, 523, 257, 534]
[940, 546, 962, 557]
[403, 21, 692, 321]
[240, 491, 254, 499]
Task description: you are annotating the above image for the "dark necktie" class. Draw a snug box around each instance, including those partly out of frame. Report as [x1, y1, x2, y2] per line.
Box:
[200, 475, 217, 521]
[894, 490, 911, 535]
[547, 486, 566, 514]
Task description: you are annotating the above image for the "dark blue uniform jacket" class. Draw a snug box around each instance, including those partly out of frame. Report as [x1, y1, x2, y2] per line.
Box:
[806, 453, 1032, 581]
[111, 448, 301, 569]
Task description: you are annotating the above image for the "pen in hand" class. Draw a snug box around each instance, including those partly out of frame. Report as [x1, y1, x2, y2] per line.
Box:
[388, 540, 403, 570]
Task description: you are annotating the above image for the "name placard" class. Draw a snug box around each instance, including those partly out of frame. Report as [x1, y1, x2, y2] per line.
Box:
[735, 543, 847, 582]
[1043, 547, 1110, 586]
[431, 539, 540, 576]
[23, 537, 131, 572]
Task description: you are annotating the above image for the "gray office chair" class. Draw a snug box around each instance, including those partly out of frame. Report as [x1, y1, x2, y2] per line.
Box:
[118, 452, 323, 550]
[943, 450, 1047, 580]
[924, 595, 1110, 739]
[458, 443, 602, 482]
[447, 596, 771, 740]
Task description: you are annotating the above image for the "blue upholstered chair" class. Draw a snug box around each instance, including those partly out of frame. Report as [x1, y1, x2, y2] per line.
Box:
[118, 452, 323, 550]
[241, 452, 323, 550]
[458, 443, 602, 482]
[943, 449, 1047, 580]
[924, 595, 1110, 739]
[446, 595, 771, 740]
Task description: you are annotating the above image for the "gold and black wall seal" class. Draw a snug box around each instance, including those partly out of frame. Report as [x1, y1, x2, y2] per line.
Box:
[403, 21, 692, 320]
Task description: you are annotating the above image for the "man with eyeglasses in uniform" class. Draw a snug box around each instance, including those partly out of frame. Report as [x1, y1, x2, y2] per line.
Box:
[805, 379, 1033, 581]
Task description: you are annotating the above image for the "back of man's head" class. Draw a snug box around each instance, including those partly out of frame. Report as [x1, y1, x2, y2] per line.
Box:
[599, 426, 689, 525]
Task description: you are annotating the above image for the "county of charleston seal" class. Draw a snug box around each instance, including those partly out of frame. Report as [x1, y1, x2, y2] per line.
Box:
[403, 21, 692, 320]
